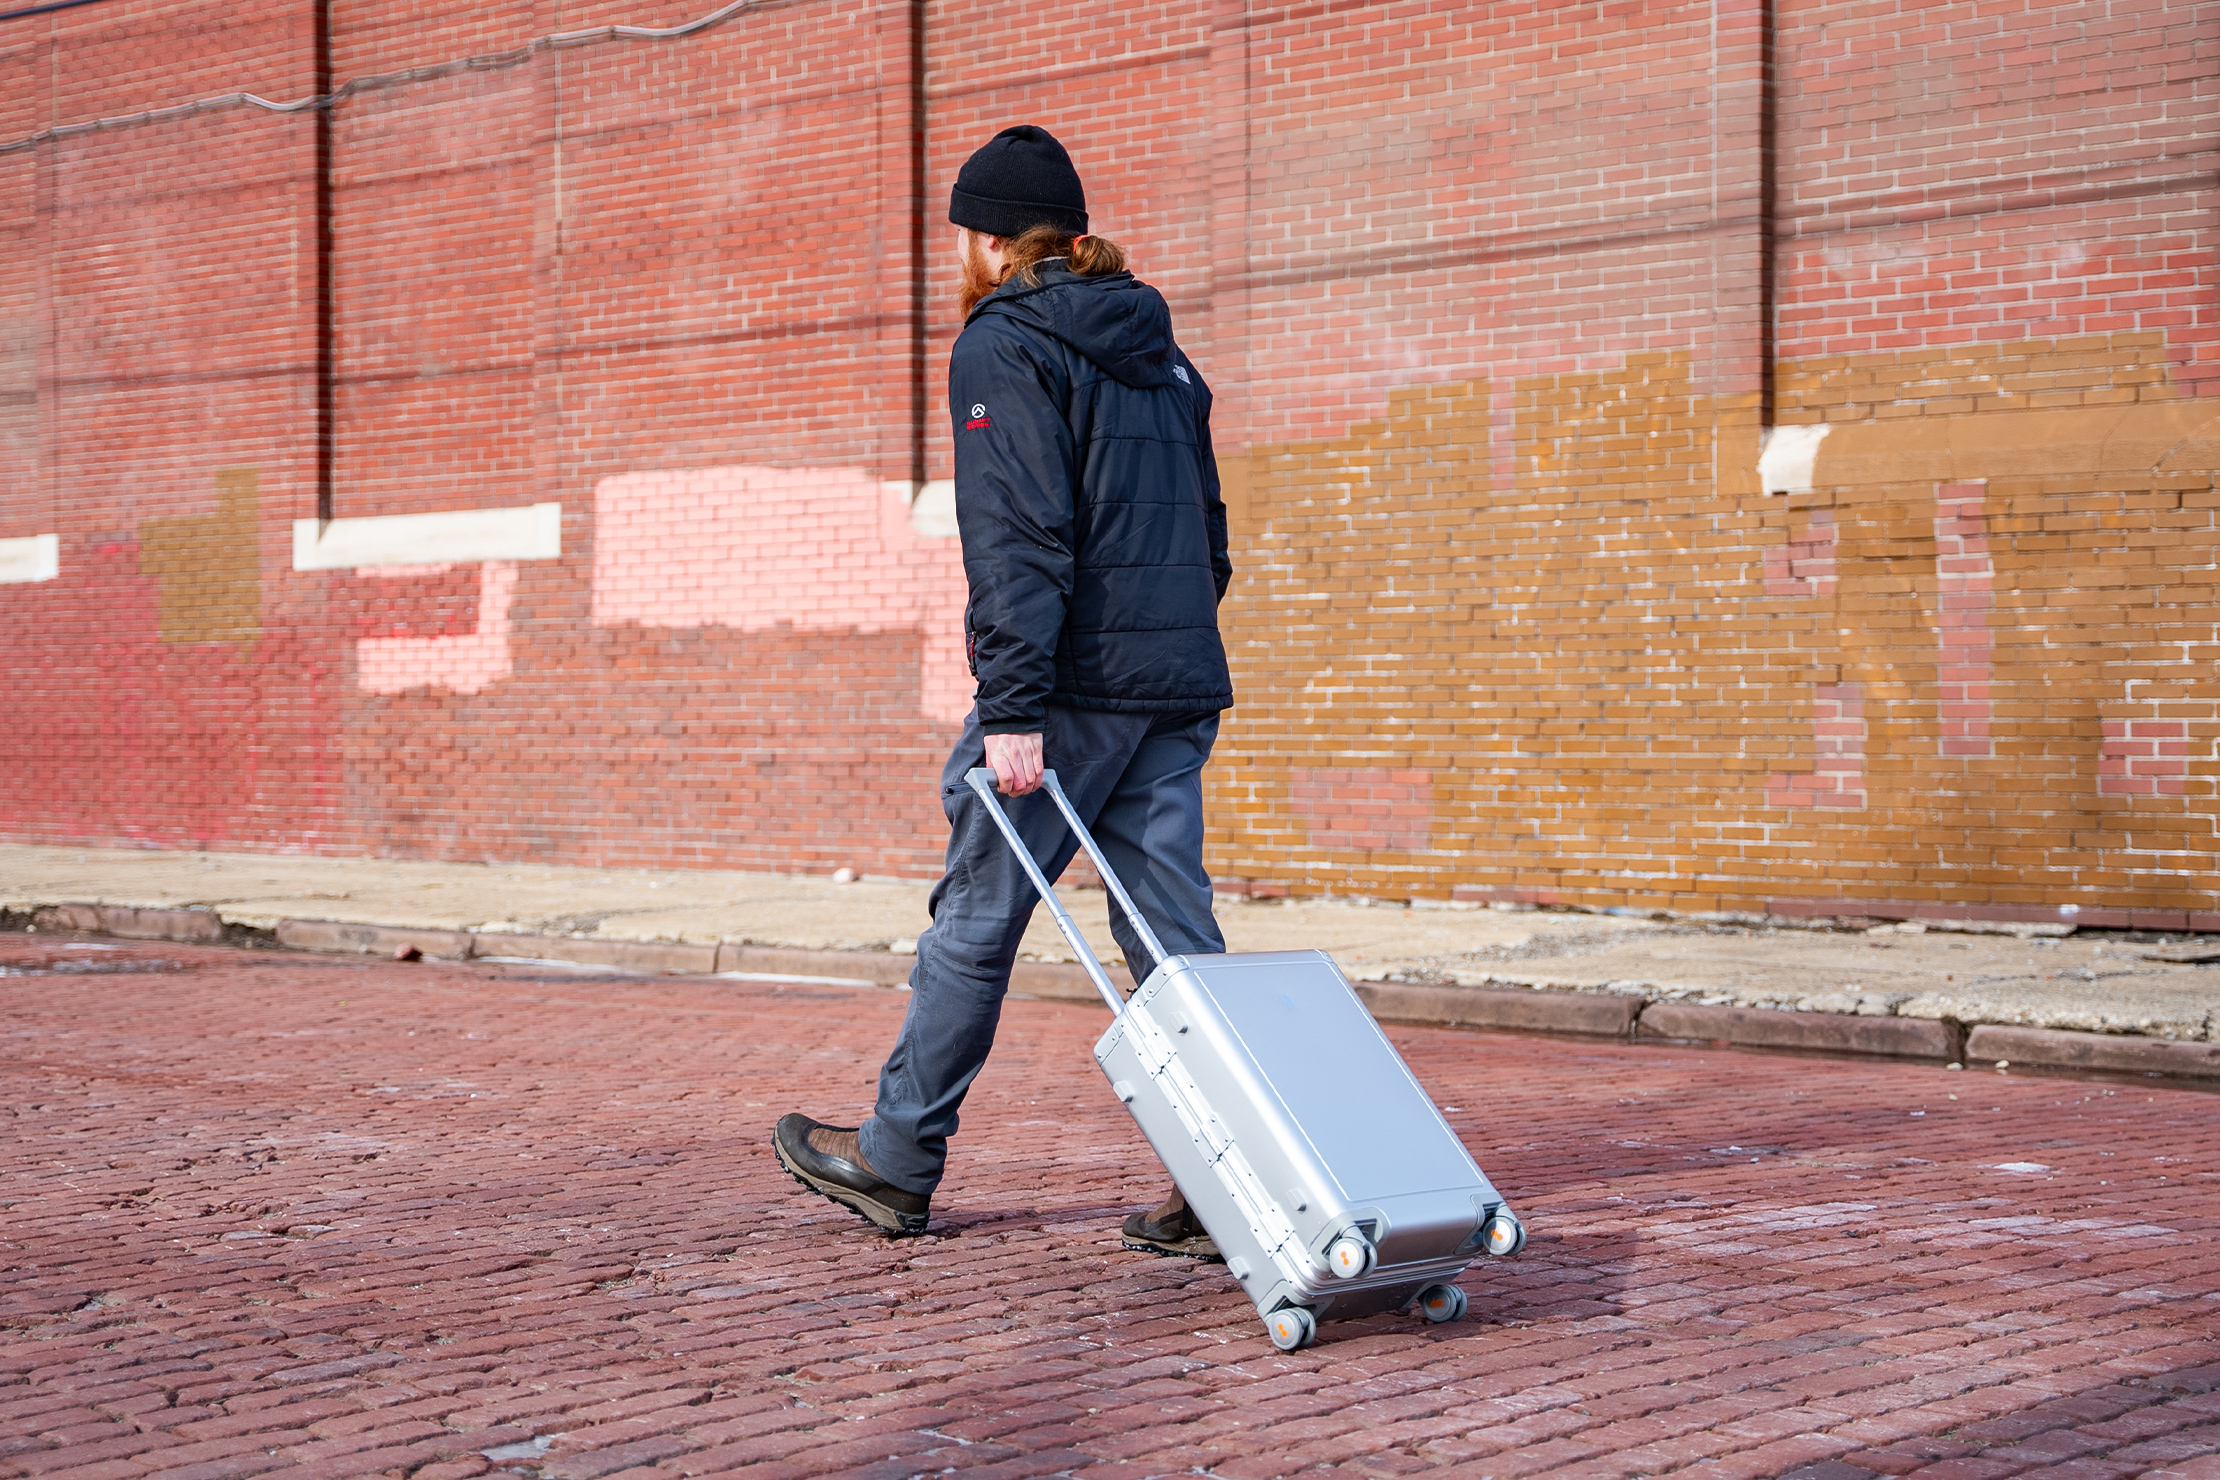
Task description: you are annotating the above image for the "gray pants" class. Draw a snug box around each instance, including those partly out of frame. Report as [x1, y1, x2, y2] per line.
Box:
[858, 705, 1226, 1196]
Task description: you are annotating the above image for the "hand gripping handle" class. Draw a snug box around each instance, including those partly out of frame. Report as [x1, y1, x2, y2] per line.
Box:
[962, 767, 1170, 1018]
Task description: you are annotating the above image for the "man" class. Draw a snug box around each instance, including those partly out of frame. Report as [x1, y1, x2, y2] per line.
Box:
[774, 124, 1232, 1260]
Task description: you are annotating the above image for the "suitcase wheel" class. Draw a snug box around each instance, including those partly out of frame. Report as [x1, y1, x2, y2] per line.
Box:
[1327, 1235, 1377, 1280]
[1481, 1211, 1527, 1258]
[1265, 1305, 1317, 1351]
[1417, 1283, 1467, 1324]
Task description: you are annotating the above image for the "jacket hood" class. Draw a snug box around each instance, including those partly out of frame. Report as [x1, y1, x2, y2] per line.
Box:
[968, 260, 1176, 388]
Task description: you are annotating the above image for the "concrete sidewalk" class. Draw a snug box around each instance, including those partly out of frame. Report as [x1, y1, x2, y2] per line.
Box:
[5, 842, 2216, 1078]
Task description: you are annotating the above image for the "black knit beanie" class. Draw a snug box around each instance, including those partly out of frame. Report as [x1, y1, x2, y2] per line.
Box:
[948, 125, 1088, 238]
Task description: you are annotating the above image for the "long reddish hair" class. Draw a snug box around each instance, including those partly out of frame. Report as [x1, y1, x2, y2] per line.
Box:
[960, 224, 1128, 317]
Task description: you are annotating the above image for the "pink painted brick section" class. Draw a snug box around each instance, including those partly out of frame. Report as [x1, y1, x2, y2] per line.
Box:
[1763, 511, 1838, 599]
[2100, 704, 2215, 800]
[1768, 684, 1868, 811]
[590, 467, 970, 722]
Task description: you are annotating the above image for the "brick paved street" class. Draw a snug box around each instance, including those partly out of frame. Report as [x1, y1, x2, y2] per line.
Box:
[4, 936, 2217, 1480]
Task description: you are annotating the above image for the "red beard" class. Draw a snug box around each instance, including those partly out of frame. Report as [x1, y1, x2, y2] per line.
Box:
[958, 232, 1002, 320]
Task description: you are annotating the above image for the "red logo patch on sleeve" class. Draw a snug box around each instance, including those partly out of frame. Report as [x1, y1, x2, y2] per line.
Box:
[966, 402, 990, 430]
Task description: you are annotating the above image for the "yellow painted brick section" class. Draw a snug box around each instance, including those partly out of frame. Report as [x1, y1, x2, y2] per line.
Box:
[1205, 337, 2220, 918]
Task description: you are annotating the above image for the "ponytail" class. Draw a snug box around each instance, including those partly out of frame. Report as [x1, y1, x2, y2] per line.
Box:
[1068, 233, 1128, 277]
[1000, 222, 1129, 287]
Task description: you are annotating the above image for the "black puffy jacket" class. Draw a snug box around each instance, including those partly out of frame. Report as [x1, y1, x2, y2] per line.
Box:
[952, 258, 1234, 735]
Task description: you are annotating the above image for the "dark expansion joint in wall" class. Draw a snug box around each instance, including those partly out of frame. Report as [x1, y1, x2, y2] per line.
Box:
[312, 0, 335, 523]
[908, 0, 927, 487]
[1757, 0, 1777, 427]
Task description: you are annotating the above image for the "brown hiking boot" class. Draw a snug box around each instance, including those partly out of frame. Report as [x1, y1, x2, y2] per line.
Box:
[773, 1114, 930, 1235]
[1121, 1185, 1221, 1261]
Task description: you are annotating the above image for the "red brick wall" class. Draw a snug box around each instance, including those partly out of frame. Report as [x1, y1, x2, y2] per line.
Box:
[2, 0, 2214, 925]
[1776, 0, 2219, 386]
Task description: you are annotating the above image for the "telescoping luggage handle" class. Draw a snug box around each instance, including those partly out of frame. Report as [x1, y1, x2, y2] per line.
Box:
[963, 767, 1169, 1018]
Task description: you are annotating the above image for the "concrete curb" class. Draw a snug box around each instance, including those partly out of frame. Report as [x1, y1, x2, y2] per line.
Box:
[274, 919, 474, 959]
[476, 934, 720, 975]
[36, 903, 231, 944]
[1357, 981, 1644, 1037]
[1966, 1024, 2220, 1078]
[1638, 1002, 1962, 1061]
[1009, 959, 1109, 1003]
[716, 943, 911, 985]
[13, 904, 2218, 1082]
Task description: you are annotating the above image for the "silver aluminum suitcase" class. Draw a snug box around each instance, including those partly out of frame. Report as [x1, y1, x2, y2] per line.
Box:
[966, 767, 1527, 1350]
